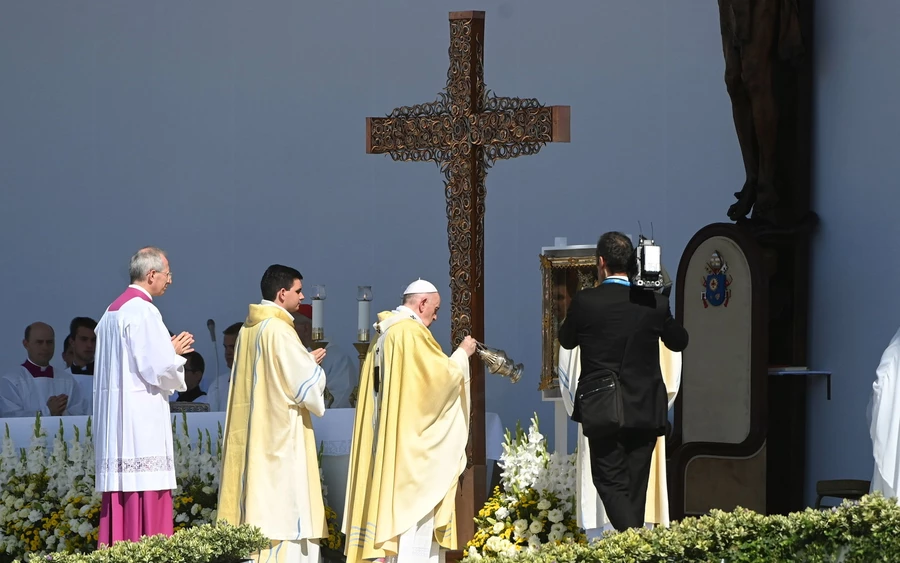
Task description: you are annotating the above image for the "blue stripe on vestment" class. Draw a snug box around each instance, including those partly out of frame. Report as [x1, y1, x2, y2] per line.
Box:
[295, 364, 324, 403]
[558, 364, 575, 403]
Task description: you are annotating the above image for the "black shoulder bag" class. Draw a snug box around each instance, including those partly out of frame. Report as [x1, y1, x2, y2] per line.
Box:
[573, 369, 624, 440]
[571, 332, 635, 440]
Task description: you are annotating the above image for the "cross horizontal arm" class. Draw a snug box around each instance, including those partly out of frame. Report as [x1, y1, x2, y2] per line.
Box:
[473, 102, 570, 161]
[367, 115, 464, 163]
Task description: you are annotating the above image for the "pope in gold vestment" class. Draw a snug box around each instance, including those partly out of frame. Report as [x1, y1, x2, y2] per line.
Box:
[342, 308, 471, 563]
[218, 301, 328, 563]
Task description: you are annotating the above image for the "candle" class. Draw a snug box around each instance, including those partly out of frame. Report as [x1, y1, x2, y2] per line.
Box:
[357, 285, 373, 342]
[310, 285, 326, 341]
[312, 299, 324, 331]
[358, 300, 371, 336]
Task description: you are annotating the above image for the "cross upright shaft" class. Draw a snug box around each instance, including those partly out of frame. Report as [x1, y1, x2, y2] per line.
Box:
[365, 10, 570, 547]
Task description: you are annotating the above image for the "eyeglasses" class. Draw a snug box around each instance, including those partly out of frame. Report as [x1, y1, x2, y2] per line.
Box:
[154, 270, 173, 280]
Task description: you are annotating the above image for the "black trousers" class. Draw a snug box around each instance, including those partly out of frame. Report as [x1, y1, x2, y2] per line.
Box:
[587, 428, 658, 532]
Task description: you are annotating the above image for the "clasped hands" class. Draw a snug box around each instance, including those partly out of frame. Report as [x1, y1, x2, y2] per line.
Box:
[46, 395, 68, 416]
[171, 332, 195, 355]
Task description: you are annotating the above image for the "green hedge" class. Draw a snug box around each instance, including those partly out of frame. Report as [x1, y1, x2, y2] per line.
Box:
[19, 521, 269, 563]
[463, 494, 900, 563]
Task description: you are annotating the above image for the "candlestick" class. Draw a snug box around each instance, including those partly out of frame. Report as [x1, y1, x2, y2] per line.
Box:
[311, 285, 326, 341]
[349, 341, 370, 408]
[352, 341, 369, 374]
[357, 285, 373, 342]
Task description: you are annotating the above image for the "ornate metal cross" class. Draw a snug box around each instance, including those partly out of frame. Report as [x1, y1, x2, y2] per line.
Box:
[365, 10, 570, 546]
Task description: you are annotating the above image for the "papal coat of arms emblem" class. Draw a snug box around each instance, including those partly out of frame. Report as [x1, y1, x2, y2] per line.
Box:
[701, 250, 732, 308]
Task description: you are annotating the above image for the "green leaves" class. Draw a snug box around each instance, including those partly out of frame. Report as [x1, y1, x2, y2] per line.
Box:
[25, 521, 269, 563]
[463, 494, 900, 563]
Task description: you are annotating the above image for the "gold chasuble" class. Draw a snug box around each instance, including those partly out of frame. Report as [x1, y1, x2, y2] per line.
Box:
[343, 310, 470, 562]
[218, 302, 328, 561]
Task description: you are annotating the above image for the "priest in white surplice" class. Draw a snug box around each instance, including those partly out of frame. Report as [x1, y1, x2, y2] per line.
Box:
[869, 326, 900, 498]
[94, 247, 195, 547]
[217, 264, 328, 563]
[343, 279, 477, 563]
[65, 316, 98, 414]
[0, 322, 87, 417]
[559, 341, 682, 539]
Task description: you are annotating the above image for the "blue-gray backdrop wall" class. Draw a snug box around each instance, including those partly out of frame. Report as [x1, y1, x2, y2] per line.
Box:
[0, 0, 892, 506]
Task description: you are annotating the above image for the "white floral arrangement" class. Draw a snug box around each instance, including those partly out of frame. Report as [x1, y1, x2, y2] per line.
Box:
[171, 414, 222, 531]
[465, 414, 585, 560]
[0, 413, 221, 559]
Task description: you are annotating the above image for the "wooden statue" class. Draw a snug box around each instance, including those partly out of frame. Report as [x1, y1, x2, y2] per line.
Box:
[719, 0, 804, 225]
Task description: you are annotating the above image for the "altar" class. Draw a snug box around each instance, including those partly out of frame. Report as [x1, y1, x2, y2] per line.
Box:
[0, 409, 506, 522]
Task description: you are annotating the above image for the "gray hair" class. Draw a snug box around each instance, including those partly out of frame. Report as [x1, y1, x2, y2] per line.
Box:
[402, 293, 429, 306]
[129, 247, 167, 283]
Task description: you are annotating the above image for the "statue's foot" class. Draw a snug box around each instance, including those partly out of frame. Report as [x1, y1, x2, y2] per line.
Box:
[750, 183, 789, 225]
[754, 181, 780, 208]
[751, 206, 792, 227]
[727, 182, 756, 221]
[733, 179, 756, 201]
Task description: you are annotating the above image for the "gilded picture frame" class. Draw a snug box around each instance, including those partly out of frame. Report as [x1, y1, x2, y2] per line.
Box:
[539, 246, 599, 391]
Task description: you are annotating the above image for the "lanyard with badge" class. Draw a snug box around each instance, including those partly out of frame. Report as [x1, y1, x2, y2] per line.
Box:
[602, 278, 631, 287]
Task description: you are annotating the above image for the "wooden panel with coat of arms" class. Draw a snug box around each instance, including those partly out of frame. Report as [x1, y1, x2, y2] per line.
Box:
[670, 223, 769, 518]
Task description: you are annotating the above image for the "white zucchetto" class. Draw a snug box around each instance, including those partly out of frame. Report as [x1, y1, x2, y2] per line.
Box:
[403, 279, 439, 295]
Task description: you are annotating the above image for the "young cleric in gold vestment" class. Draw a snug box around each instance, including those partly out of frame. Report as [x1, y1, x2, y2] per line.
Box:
[343, 279, 477, 563]
[217, 264, 328, 563]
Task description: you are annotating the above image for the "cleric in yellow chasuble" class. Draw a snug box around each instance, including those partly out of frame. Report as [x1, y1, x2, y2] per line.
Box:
[343, 279, 477, 563]
[217, 265, 328, 563]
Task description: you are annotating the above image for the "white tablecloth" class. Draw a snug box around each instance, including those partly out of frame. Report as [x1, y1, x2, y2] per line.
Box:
[0, 409, 505, 522]
[0, 408, 505, 460]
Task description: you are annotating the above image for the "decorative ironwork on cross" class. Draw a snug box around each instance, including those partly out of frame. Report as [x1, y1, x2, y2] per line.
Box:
[365, 10, 570, 546]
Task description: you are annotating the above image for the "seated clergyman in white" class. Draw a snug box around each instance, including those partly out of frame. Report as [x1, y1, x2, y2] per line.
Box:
[205, 322, 242, 411]
[0, 322, 87, 417]
[64, 316, 98, 413]
[170, 351, 209, 404]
